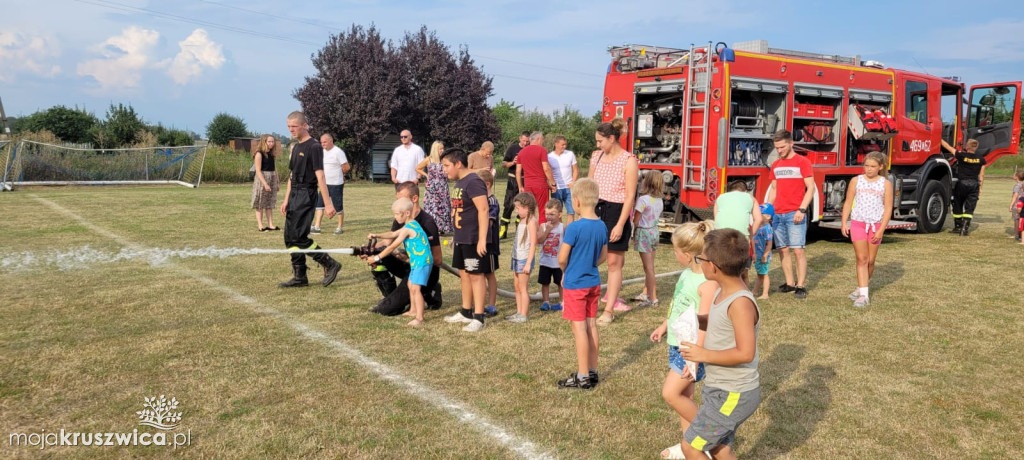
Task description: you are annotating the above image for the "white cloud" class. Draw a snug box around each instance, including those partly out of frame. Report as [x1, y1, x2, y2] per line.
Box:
[0, 31, 61, 82]
[914, 19, 1024, 62]
[76, 26, 160, 90]
[165, 29, 225, 85]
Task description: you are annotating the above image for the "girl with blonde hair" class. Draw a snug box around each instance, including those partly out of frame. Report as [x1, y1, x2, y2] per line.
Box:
[251, 134, 281, 231]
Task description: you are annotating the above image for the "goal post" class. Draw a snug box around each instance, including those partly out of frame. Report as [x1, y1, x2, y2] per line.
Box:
[0, 140, 208, 191]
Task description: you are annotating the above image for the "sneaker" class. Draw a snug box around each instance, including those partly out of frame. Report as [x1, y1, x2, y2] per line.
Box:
[507, 314, 528, 323]
[334, 227, 345, 235]
[853, 295, 870, 308]
[848, 289, 860, 301]
[504, 313, 521, 321]
[548, 303, 563, 311]
[637, 299, 659, 308]
[540, 302, 550, 311]
[444, 312, 473, 323]
[794, 286, 808, 299]
[462, 319, 486, 332]
[778, 283, 796, 293]
[589, 370, 599, 386]
[484, 305, 498, 317]
[557, 373, 593, 390]
[310, 226, 321, 234]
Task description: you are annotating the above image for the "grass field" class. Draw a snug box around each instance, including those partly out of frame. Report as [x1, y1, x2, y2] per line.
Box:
[2, 178, 1023, 459]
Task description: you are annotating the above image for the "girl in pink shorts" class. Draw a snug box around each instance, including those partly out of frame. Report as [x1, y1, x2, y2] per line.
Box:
[840, 152, 894, 307]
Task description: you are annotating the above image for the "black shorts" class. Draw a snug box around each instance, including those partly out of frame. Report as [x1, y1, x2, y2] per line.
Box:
[538, 265, 563, 286]
[596, 200, 632, 252]
[452, 243, 493, 274]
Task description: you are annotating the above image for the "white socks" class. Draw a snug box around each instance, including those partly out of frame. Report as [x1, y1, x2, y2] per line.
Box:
[859, 287, 869, 298]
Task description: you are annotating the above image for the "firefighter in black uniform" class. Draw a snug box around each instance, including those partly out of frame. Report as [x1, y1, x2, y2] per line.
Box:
[279, 111, 342, 287]
[499, 132, 529, 238]
[942, 138, 986, 236]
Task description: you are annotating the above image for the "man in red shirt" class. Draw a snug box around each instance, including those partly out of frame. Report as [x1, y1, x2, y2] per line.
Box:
[515, 131, 557, 223]
[766, 130, 815, 299]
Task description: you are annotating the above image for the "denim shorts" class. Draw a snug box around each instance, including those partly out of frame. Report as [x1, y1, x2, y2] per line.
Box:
[553, 188, 574, 215]
[315, 184, 345, 211]
[511, 257, 535, 274]
[668, 345, 705, 381]
[772, 211, 807, 249]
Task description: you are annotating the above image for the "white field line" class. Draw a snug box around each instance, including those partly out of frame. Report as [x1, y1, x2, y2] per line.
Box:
[32, 195, 556, 460]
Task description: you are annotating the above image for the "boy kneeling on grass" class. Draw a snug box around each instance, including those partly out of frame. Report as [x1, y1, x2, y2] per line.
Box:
[367, 197, 433, 327]
[676, 228, 762, 460]
[556, 178, 608, 390]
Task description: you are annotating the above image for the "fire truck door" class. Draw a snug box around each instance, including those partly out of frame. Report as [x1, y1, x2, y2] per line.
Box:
[895, 77, 939, 162]
[965, 82, 1022, 161]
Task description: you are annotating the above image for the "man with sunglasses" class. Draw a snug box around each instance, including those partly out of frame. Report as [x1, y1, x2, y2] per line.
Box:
[390, 129, 425, 186]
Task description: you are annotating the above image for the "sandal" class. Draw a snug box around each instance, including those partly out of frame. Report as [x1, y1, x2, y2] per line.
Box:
[259, 227, 269, 232]
[661, 443, 686, 459]
[266, 226, 280, 231]
[612, 299, 632, 312]
[596, 312, 614, 326]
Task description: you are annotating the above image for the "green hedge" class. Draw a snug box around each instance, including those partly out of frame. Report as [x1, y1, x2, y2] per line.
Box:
[201, 146, 289, 183]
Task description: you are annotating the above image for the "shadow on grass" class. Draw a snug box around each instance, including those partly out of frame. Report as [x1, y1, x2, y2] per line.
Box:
[803, 251, 844, 291]
[872, 261, 905, 295]
[603, 330, 658, 380]
[746, 364, 835, 458]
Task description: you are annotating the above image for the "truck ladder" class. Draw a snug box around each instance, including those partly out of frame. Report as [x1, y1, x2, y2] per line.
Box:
[682, 42, 713, 191]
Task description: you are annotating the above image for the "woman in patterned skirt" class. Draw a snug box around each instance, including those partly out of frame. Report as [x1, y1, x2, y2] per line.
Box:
[416, 141, 454, 234]
[251, 134, 281, 231]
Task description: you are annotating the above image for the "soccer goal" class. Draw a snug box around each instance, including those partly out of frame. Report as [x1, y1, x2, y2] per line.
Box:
[1, 141, 208, 191]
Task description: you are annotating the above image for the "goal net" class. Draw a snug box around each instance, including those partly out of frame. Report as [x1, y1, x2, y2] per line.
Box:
[1, 141, 208, 191]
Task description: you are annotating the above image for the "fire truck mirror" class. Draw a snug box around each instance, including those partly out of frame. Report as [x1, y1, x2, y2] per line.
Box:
[978, 94, 996, 106]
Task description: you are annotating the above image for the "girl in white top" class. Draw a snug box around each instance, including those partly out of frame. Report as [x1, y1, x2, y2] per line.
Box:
[840, 152, 893, 307]
[508, 192, 539, 323]
[631, 170, 665, 307]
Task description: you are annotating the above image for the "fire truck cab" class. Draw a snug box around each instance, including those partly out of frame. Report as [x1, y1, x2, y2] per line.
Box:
[602, 40, 1021, 233]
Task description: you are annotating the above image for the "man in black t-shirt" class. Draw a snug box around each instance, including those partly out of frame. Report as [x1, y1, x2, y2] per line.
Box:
[942, 138, 987, 236]
[500, 131, 530, 238]
[278, 111, 342, 287]
[365, 181, 444, 316]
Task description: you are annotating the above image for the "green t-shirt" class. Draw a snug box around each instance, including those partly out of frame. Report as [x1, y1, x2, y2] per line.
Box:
[667, 269, 706, 346]
[714, 191, 754, 236]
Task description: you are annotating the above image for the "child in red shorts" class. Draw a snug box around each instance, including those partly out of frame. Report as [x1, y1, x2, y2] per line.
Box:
[557, 178, 608, 389]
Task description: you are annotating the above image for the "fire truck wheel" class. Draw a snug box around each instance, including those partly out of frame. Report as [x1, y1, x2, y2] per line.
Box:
[916, 180, 948, 233]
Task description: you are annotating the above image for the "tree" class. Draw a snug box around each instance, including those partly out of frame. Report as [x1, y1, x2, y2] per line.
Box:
[295, 24, 500, 178]
[295, 24, 404, 177]
[17, 106, 98, 144]
[206, 113, 249, 146]
[490, 101, 598, 160]
[149, 124, 196, 146]
[398, 27, 500, 151]
[92, 103, 146, 149]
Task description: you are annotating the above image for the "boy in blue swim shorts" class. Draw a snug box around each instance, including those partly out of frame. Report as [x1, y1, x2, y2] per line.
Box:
[369, 197, 433, 327]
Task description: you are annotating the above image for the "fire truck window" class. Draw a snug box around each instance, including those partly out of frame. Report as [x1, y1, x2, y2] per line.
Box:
[940, 90, 959, 145]
[905, 80, 928, 123]
[968, 86, 1017, 128]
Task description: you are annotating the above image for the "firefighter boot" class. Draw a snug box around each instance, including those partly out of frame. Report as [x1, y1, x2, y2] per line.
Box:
[312, 253, 341, 287]
[371, 266, 397, 297]
[279, 264, 309, 288]
[960, 218, 972, 237]
[949, 218, 963, 234]
[499, 219, 510, 239]
[427, 283, 443, 310]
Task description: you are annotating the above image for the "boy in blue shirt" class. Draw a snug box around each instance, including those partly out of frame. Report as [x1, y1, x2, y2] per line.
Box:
[368, 197, 433, 327]
[557, 178, 608, 390]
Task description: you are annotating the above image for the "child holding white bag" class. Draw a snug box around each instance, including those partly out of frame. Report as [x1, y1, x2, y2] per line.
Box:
[649, 220, 718, 459]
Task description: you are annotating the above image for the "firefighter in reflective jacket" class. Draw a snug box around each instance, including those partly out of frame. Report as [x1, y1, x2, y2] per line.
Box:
[941, 138, 986, 236]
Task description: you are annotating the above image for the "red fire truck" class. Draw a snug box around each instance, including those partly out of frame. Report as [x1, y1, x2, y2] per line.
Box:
[601, 40, 1021, 233]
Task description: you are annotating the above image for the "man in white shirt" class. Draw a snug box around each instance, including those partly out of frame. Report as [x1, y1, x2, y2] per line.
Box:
[548, 135, 579, 223]
[313, 133, 350, 235]
[390, 129, 424, 185]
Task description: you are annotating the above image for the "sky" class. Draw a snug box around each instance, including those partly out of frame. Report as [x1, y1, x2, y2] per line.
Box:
[3, 0, 1024, 138]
